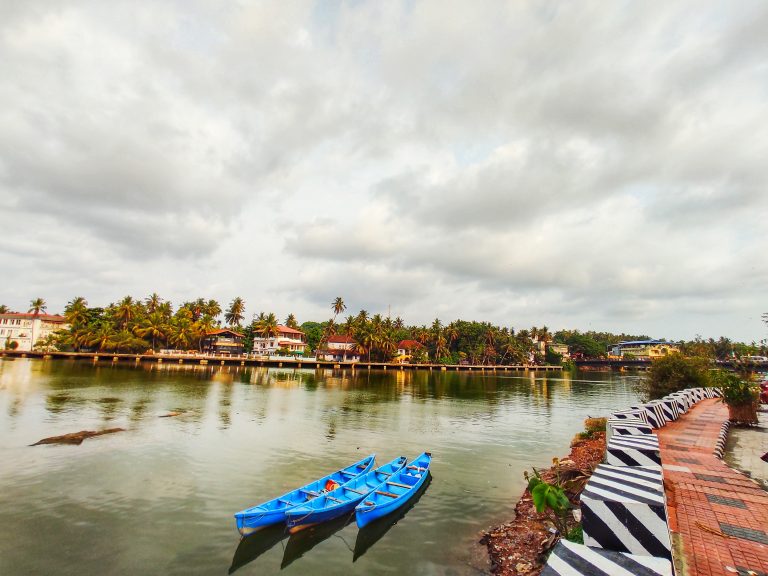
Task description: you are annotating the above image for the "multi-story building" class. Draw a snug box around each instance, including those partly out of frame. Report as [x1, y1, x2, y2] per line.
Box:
[546, 342, 570, 359]
[608, 340, 679, 359]
[202, 329, 244, 355]
[251, 325, 307, 356]
[0, 313, 69, 352]
[317, 335, 360, 362]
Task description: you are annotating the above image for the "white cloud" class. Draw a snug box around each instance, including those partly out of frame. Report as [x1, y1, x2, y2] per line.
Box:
[0, 0, 766, 342]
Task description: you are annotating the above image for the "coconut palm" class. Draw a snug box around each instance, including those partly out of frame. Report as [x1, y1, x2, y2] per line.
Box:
[434, 334, 449, 362]
[64, 297, 89, 328]
[89, 324, 117, 351]
[285, 313, 299, 330]
[225, 297, 245, 327]
[393, 316, 404, 330]
[114, 296, 137, 328]
[205, 299, 222, 319]
[29, 298, 47, 316]
[145, 293, 162, 313]
[0, 305, 9, 314]
[171, 316, 197, 349]
[257, 312, 280, 339]
[342, 315, 357, 336]
[332, 297, 346, 320]
[356, 310, 369, 324]
[136, 312, 168, 350]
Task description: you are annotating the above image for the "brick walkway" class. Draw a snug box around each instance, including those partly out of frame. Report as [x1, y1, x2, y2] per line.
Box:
[658, 398, 768, 576]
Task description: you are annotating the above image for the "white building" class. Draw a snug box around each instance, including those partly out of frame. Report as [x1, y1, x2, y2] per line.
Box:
[251, 325, 307, 356]
[318, 335, 360, 362]
[0, 313, 69, 352]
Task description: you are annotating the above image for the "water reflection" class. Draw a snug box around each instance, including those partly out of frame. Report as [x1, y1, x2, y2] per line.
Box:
[0, 359, 642, 576]
[353, 474, 433, 562]
[281, 513, 356, 569]
[229, 523, 289, 574]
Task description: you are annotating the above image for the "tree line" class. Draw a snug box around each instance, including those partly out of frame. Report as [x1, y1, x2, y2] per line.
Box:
[2, 297, 767, 363]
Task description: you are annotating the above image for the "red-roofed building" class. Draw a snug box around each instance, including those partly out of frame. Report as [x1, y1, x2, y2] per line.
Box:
[0, 313, 68, 352]
[252, 325, 307, 356]
[202, 328, 244, 355]
[395, 340, 425, 364]
[317, 334, 360, 362]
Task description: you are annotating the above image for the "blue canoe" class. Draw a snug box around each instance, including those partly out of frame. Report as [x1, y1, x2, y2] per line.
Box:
[234, 454, 375, 535]
[285, 456, 407, 532]
[355, 452, 432, 529]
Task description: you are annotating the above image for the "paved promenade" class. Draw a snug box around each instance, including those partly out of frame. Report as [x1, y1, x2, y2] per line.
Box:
[657, 398, 768, 576]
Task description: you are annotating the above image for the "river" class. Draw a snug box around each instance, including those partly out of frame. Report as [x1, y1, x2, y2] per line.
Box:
[0, 358, 641, 575]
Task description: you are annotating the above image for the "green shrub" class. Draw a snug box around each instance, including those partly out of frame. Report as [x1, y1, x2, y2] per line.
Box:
[640, 354, 710, 400]
[711, 370, 759, 407]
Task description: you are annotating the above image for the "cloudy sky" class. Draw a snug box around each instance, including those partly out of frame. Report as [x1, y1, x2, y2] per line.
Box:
[1, 1, 766, 342]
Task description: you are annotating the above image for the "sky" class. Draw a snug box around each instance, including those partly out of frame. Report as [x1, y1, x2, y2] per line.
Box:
[1, 1, 767, 342]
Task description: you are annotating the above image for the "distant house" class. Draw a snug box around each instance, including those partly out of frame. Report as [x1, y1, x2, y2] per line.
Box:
[251, 325, 307, 356]
[202, 329, 244, 355]
[0, 313, 68, 352]
[547, 343, 570, 359]
[608, 340, 679, 359]
[318, 334, 360, 362]
[395, 339, 425, 364]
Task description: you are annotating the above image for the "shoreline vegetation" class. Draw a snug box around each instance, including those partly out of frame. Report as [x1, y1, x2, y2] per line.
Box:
[3, 295, 767, 365]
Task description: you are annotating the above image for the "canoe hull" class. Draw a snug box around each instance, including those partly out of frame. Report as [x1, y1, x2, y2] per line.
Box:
[355, 452, 432, 529]
[234, 454, 375, 535]
[286, 456, 408, 531]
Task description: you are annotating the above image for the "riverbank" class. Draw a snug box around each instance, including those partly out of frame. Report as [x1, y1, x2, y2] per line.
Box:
[481, 429, 607, 576]
[0, 349, 563, 372]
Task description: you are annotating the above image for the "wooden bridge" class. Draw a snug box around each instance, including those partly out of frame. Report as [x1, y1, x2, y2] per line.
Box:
[0, 350, 562, 372]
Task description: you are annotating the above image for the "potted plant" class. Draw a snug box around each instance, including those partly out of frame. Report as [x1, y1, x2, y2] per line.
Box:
[712, 370, 760, 425]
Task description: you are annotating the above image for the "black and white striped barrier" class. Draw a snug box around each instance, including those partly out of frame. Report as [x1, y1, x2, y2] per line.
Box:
[709, 387, 723, 398]
[606, 434, 661, 467]
[541, 539, 672, 576]
[612, 409, 643, 420]
[714, 420, 730, 459]
[631, 403, 667, 429]
[666, 393, 690, 414]
[650, 398, 680, 422]
[607, 417, 654, 437]
[581, 464, 671, 559]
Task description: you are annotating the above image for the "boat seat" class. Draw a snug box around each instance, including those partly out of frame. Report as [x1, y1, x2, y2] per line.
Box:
[339, 470, 355, 477]
[386, 481, 410, 489]
[344, 487, 365, 495]
[375, 490, 399, 498]
[300, 489, 319, 497]
[278, 499, 293, 506]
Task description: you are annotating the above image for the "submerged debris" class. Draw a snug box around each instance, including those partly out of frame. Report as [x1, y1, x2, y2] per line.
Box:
[158, 411, 184, 418]
[31, 428, 126, 446]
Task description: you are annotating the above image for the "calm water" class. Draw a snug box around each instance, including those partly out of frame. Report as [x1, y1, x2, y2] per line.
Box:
[0, 359, 641, 576]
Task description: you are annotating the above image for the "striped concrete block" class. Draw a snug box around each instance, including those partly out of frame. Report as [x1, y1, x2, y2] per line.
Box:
[665, 393, 690, 414]
[607, 417, 654, 437]
[606, 435, 661, 467]
[630, 403, 667, 429]
[611, 409, 643, 420]
[582, 464, 671, 559]
[714, 420, 730, 459]
[650, 398, 680, 422]
[709, 387, 723, 398]
[541, 539, 672, 576]
[688, 388, 706, 402]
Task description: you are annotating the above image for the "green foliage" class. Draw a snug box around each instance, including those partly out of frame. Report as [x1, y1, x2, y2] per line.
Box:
[566, 524, 583, 544]
[641, 354, 711, 400]
[524, 466, 571, 536]
[711, 370, 759, 407]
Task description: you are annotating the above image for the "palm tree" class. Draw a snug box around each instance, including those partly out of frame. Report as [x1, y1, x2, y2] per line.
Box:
[171, 316, 197, 349]
[89, 324, 117, 351]
[342, 315, 357, 336]
[205, 299, 222, 320]
[257, 313, 280, 340]
[0, 305, 9, 314]
[114, 296, 136, 328]
[225, 297, 245, 327]
[136, 312, 168, 350]
[434, 334, 449, 362]
[393, 316, 404, 330]
[64, 297, 89, 328]
[145, 293, 162, 313]
[285, 313, 299, 329]
[332, 297, 346, 320]
[356, 310, 369, 324]
[29, 298, 47, 316]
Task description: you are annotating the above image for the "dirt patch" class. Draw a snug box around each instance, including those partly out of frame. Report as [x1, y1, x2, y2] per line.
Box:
[480, 432, 606, 575]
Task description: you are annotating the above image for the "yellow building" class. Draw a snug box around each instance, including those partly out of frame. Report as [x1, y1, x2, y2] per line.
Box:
[609, 340, 679, 359]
